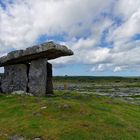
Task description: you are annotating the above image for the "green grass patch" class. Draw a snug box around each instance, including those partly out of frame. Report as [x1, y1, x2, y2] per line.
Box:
[0, 92, 140, 140]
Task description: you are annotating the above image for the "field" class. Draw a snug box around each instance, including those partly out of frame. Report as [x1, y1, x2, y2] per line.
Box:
[53, 76, 140, 105]
[0, 76, 140, 140]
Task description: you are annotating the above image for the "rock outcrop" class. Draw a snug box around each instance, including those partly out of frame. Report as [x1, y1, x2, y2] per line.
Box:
[0, 41, 73, 96]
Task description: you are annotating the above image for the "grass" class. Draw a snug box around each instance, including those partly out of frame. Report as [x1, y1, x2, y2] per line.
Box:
[0, 91, 140, 140]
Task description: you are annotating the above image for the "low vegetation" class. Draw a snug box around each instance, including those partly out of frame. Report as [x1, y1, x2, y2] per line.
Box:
[53, 76, 140, 105]
[0, 91, 140, 140]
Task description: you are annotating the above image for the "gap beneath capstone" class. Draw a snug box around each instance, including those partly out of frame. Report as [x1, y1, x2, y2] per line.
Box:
[26, 63, 30, 93]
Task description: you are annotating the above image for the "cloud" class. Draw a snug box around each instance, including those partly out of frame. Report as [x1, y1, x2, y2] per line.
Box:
[0, 0, 112, 51]
[0, 0, 140, 73]
[114, 66, 123, 72]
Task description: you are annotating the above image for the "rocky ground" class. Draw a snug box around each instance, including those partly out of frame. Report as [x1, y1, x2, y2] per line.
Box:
[53, 76, 140, 105]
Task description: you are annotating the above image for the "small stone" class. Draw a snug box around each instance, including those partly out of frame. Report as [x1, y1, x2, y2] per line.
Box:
[11, 91, 33, 96]
[10, 135, 25, 140]
[41, 106, 47, 109]
[33, 138, 42, 140]
[59, 104, 71, 109]
[32, 111, 41, 117]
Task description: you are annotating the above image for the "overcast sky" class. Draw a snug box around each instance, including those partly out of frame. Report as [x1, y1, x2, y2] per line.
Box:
[0, 0, 140, 76]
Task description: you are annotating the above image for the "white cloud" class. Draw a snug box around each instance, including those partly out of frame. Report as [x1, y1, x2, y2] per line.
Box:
[114, 66, 123, 72]
[0, 0, 140, 73]
[0, 0, 112, 51]
[114, 0, 140, 20]
[91, 64, 113, 72]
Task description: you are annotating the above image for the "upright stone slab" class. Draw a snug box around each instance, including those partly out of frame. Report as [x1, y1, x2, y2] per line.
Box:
[28, 59, 47, 96]
[1, 64, 28, 93]
[0, 74, 3, 92]
[47, 62, 53, 94]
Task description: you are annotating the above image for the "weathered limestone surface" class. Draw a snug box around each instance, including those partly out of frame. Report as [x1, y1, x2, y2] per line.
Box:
[28, 59, 47, 96]
[1, 64, 28, 93]
[47, 63, 53, 94]
[0, 41, 73, 67]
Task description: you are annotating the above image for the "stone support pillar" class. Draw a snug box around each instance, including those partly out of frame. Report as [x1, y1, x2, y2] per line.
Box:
[28, 59, 47, 96]
[1, 64, 28, 93]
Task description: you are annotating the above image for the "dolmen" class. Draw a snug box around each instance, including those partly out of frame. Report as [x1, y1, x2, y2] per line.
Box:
[0, 41, 73, 96]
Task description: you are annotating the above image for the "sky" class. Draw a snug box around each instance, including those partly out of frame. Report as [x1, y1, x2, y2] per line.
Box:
[0, 0, 140, 76]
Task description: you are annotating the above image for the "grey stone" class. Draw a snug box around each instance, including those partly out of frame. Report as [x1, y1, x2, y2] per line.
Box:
[33, 138, 42, 140]
[0, 41, 73, 67]
[1, 64, 28, 93]
[58, 104, 71, 109]
[0, 42, 73, 95]
[0, 74, 3, 92]
[11, 91, 33, 96]
[10, 135, 25, 140]
[28, 59, 47, 96]
[46, 62, 53, 94]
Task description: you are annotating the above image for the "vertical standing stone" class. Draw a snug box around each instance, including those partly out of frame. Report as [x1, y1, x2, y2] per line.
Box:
[47, 62, 53, 94]
[0, 74, 3, 92]
[1, 64, 28, 93]
[28, 59, 47, 96]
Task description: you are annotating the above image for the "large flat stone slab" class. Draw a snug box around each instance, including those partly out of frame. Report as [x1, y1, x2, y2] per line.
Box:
[1, 64, 28, 93]
[28, 59, 48, 96]
[0, 41, 73, 67]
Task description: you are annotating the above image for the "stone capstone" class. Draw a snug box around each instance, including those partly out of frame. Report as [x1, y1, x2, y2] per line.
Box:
[1, 64, 28, 93]
[0, 41, 73, 67]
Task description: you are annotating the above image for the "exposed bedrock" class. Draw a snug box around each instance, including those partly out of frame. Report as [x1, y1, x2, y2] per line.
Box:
[1, 64, 28, 93]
